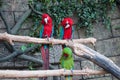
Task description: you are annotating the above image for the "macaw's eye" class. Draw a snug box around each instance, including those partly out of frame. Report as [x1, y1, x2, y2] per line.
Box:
[63, 53, 69, 57]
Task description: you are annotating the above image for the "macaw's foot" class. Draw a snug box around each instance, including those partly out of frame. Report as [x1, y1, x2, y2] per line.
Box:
[84, 66, 90, 76]
[64, 68, 66, 72]
[47, 37, 50, 41]
[70, 68, 74, 74]
[44, 35, 49, 41]
[66, 39, 73, 42]
[70, 39, 73, 42]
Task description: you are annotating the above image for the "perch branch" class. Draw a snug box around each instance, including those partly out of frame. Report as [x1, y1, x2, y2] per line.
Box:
[67, 43, 120, 79]
[0, 33, 120, 79]
[0, 32, 96, 45]
[0, 69, 107, 78]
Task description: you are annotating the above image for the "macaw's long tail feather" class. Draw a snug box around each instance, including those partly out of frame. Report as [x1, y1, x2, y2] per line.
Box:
[65, 76, 72, 80]
[40, 45, 49, 70]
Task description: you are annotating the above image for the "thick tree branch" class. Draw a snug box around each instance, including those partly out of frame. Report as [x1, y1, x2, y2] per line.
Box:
[11, 9, 32, 34]
[18, 54, 55, 69]
[68, 43, 120, 79]
[0, 69, 107, 78]
[0, 45, 38, 62]
[0, 11, 11, 33]
[0, 32, 96, 45]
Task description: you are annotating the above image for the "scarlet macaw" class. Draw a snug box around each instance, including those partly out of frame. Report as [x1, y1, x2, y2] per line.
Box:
[39, 13, 53, 80]
[59, 17, 74, 48]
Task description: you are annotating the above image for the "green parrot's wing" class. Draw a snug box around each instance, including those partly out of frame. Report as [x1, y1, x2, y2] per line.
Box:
[60, 57, 74, 70]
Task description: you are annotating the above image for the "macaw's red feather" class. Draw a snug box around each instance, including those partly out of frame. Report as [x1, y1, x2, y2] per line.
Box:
[40, 13, 52, 80]
[41, 13, 53, 37]
[61, 17, 74, 39]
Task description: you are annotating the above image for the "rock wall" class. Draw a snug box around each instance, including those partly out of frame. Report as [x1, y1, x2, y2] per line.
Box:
[0, 0, 120, 80]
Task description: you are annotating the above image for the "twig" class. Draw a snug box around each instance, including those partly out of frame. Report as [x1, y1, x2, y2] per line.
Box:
[28, 4, 42, 15]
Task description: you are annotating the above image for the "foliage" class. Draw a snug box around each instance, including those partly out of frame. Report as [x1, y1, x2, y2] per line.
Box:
[28, 0, 116, 37]
[0, 0, 2, 7]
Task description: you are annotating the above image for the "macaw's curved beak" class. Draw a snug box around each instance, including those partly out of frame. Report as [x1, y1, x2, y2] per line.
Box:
[65, 24, 70, 28]
[65, 21, 70, 28]
[44, 17, 48, 24]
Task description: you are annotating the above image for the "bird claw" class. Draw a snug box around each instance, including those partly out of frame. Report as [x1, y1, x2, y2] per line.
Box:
[44, 35, 50, 41]
[66, 39, 73, 42]
[84, 66, 90, 76]
[47, 37, 49, 41]
[64, 68, 66, 72]
[70, 68, 73, 74]
[70, 39, 73, 42]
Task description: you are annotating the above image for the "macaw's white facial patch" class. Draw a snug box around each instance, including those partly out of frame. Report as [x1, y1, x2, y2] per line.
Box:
[44, 17, 48, 24]
[65, 24, 70, 28]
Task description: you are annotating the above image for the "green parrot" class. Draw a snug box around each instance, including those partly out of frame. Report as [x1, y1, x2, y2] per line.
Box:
[60, 47, 74, 80]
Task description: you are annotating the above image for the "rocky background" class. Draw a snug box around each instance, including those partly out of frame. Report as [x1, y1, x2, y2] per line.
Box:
[0, 0, 120, 80]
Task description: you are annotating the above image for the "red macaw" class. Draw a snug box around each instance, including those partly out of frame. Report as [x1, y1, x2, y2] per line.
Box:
[39, 13, 53, 80]
[59, 17, 74, 48]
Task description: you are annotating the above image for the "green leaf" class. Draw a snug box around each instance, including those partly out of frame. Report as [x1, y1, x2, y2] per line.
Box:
[21, 45, 27, 51]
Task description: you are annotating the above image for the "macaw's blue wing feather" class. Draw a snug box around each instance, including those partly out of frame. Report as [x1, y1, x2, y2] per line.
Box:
[44, 44, 49, 49]
[39, 25, 44, 38]
[51, 26, 54, 37]
[72, 26, 74, 39]
[59, 26, 64, 39]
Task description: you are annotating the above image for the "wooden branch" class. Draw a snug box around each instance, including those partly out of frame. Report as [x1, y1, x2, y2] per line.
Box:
[0, 69, 107, 78]
[11, 9, 32, 34]
[29, 4, 42, 15]
[0, 32, 120, 79]
[67, 43, 120, 79]
[0, 11, 11, 33]
[0, 32, 96, 45]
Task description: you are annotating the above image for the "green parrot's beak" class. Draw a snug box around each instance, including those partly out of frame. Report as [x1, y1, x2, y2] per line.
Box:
[63, 53, 68, 59]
